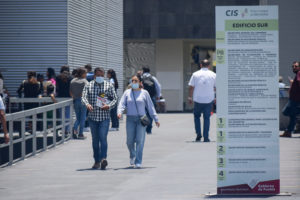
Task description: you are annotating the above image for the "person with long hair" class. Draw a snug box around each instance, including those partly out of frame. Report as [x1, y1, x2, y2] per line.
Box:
[70, 67, 88, 139]
[107, 69, 119, 131]
[118, 75, 160, 168]
[46, 67, 56, 86]
[17, 71, 43, 110]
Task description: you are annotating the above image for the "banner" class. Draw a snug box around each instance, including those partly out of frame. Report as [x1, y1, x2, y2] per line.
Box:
[216, 6, 279, 194]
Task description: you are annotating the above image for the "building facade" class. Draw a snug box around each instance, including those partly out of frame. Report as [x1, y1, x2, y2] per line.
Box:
[0, 0, 124, 95]
[124, 0, 300, 111]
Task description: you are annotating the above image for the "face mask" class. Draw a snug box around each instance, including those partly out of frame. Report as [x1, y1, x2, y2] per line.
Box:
[131, 83, 139, 89]
[95, 76, 104, 84]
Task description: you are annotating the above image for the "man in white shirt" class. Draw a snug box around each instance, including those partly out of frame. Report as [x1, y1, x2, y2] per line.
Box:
[0, 96, 9, 143]
[188, 59, 216, 142]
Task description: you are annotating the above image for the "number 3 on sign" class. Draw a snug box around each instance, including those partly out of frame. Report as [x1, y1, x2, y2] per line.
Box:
[218, 170, 226, 181]
[217, 157, 226, 168]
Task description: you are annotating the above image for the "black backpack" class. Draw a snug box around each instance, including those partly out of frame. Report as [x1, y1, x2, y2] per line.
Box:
[142, 75, 156, 98]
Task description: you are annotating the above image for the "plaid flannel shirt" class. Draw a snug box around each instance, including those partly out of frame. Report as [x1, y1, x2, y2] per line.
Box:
[82, 80, 117, 122]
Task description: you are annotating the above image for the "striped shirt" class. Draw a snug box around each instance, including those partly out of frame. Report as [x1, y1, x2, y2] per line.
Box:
[82, 80, 117, 121]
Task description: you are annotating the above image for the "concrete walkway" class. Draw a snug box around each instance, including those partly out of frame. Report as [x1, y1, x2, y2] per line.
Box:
[0, 114, 299, 200]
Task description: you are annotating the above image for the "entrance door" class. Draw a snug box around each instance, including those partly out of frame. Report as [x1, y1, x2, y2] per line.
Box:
[183, 43, 215, 111]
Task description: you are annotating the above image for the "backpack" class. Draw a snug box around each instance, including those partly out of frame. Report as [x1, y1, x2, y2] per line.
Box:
[142, 75, 156, 98]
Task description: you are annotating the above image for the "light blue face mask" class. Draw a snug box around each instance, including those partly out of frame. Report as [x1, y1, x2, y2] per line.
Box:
[95, 76, 104, 84]
[131, 83, 139, 89]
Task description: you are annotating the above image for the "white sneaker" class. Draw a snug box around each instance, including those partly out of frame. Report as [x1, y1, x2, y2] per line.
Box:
[109, 128, 119, 131]
[135, 164, 142, 168]
[130, 158, 135, 166]
[83, 127, 90, 132]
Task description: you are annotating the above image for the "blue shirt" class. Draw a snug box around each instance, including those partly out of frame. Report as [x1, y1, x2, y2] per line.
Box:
[118, 89, 158, 122]
[86, 72, 94, 82]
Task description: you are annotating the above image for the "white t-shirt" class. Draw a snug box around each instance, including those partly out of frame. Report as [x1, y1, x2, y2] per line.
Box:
[0, 96, 5, 110]
[188, 68, 216, 103]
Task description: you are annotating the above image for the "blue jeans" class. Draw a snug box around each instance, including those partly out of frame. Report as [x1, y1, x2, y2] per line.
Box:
[194, 101, 213, 140]
[73, 98, 87, 135]
[285, 100, 300, 132]
[146, 96, 156, 133]
[89, 119, 110, 163]
[126, 116, 147, 165]
[110, 104, 119, 128]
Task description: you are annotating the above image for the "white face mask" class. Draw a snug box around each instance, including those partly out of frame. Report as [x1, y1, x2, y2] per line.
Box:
[131, 83, 139, 89]
[95, 76, 104, 84]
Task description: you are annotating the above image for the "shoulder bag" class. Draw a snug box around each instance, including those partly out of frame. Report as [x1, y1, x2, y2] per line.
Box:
[132, 89, 150, 126]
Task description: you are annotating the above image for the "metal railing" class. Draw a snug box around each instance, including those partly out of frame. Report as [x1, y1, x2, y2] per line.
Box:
[0, 98, 74, 167]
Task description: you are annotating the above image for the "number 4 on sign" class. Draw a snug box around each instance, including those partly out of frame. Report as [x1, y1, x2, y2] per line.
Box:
[218, 170, 226, 181]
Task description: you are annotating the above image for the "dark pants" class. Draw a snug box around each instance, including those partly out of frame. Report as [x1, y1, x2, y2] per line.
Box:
[89, 119, 110, 163]
[110, 104, 119, 128]
[193, 101, 213, 140]
[284, 99, 300, 132]
[146, 96, 156, 133]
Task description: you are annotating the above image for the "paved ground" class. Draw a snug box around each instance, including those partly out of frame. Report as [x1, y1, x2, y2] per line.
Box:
[0, 114, 299, 200]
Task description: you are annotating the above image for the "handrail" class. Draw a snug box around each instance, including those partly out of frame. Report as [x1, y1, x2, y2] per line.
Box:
[8, 97, 71, 113]
[0, 99, 74, 167]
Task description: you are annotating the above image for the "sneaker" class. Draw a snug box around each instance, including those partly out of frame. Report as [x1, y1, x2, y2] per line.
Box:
[130, 158, 135, 166]
[195, 135, 201, 142]
[100, 159, 108, 170]
[83, 127, 90, 132]
[72, 129, 78, 139]
[77, 134, 87, 140]
[92, 162, 100, 169]
[280, 131, 291, 137]
[203, 138, 210, 142]
[135, 164, 142, 169]
[109, 127, 119, 131]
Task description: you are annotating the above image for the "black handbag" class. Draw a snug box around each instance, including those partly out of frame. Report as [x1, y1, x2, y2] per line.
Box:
[132, 89, 150, 127]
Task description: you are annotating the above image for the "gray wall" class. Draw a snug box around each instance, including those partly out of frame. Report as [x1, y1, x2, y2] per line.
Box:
[124, 0, 259, 39]
[0, 0, 68, 95]
[68, 0, 124, 94]
[0, 0, 124, 96]
[266, 0, 300, 85]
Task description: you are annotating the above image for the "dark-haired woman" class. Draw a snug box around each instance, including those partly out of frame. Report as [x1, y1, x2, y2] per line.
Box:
[107, 69, 119, 131]
[118, 75, 160, 168]
[70, 67, 88, 139]
[17, 71, 43, 110]
[47, 67, 56, 86]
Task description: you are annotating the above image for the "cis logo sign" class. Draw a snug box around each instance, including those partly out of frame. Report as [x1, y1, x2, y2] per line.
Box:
[225, 8, 248, 17]
[226, 10, 238, 16]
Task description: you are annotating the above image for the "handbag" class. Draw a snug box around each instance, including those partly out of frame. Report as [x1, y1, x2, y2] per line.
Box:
[132, 89, 150, 127]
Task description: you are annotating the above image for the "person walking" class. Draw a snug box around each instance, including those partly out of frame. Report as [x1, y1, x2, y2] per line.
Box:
[188, 59, 216, 142]
[281, 61, 300, 137]
[107, 69, 119, 131]
[70, 67, 88, 139]
[82, 67, 118, 170]
[141, 66, 161, 134]
[118, 75, 160, 168]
